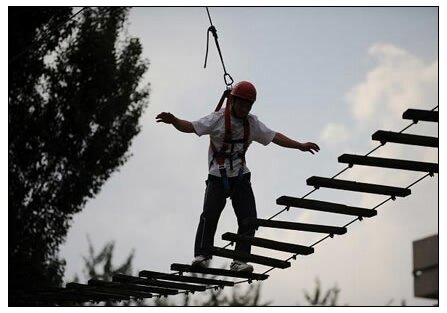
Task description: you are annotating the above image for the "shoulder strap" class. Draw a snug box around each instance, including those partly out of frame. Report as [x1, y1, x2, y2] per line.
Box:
[210, 90, 232, 165]
[239, 117, 250, 168]
[214, 89, 231, 112]
[243, 117, 250, 151]
[223, 100, 232, 143]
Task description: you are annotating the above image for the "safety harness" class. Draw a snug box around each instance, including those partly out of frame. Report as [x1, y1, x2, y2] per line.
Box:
[209, 90, 250, 195]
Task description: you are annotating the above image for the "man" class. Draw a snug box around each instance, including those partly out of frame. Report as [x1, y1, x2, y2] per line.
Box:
[156, 81, 320, 272]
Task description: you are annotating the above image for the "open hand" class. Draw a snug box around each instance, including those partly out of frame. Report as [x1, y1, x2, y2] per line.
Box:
[156, 112, 176, 124]
[301, 142, 320, 154]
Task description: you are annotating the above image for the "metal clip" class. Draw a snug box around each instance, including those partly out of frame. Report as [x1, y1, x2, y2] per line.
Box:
[224, 73, 234, 87]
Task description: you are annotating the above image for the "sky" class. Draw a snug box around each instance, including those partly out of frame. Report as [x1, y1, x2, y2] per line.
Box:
[45, 6, 439, 306]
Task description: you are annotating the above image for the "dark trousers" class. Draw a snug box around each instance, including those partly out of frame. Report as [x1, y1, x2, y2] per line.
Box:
[194, 173, 257, 257]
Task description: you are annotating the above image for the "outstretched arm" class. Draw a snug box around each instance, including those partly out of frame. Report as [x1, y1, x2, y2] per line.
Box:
[272, 132, 320, 154]
[156, 112, 196, 134]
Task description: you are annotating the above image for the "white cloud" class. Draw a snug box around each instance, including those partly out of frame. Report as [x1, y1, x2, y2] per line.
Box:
[345, 43, 438, 128]
[342, 43, 438, 213]
[319, 123, 350, 146]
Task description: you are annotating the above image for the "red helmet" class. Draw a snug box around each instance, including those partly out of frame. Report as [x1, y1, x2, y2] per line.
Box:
[231, 81, 257, 102]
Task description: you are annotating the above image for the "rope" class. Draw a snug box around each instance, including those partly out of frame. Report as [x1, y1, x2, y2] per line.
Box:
[203, 7, 234, 88]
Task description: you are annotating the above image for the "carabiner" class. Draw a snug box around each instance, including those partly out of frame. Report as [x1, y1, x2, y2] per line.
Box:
[224, 73, 234, 87]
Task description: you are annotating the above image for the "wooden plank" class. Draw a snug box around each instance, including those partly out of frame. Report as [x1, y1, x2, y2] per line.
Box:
[139, 270, 235, 287]
[243, 217, 347, 235]
[372, 131, 438, 148]
[277, 196, 377, 218]
[170, 263, 269, 281]
[48, 287, 118, 303]
[338, 154, 438, 173]
[111, 275, 206, 292]
[111, 274, 191, 293]
[111, 275, 179, 295]
[402, 109, 438, 123]
[35, 292, 105, 303]
[65, 283, 130, 300]
[207, 246, 291, 269]
[32, 288, 107, 303]
[88, 279, 153, 298]
[222, 232, 314, 255]
[306, 176, 411, 197]
[125, 278, 206, 292]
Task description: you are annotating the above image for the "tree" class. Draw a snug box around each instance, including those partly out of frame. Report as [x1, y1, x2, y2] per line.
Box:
[8, 7, 150, 305]
[152, 277, 271, 306]
[301, 277, 408, 306]
[200, 283, 271, 306]
[72, 236, 140, 306]
[302, 277, 342, 306]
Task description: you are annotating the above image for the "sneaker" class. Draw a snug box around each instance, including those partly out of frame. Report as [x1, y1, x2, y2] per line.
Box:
[191, 255, 211, 268]
[230, 260, 254, 273]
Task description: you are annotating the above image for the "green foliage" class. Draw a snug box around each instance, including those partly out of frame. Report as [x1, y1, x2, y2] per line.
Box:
[9, 7, 149, 305]
[152, 280, 271, 306]
[385, 298, 407, 306]
[78, 236, 134, 282]
[302, 277, 341, 306]
[72, 236, 139, 306]
[200, 283, 272, 306]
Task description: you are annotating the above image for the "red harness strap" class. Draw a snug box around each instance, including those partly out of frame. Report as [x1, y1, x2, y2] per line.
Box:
[209, 91, 232, 170]
[209, 90, 250, 179]
[241, 117, 250, 167]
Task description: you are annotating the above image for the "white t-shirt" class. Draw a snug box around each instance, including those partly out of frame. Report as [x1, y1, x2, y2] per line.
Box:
[192, 108, 276, 177]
